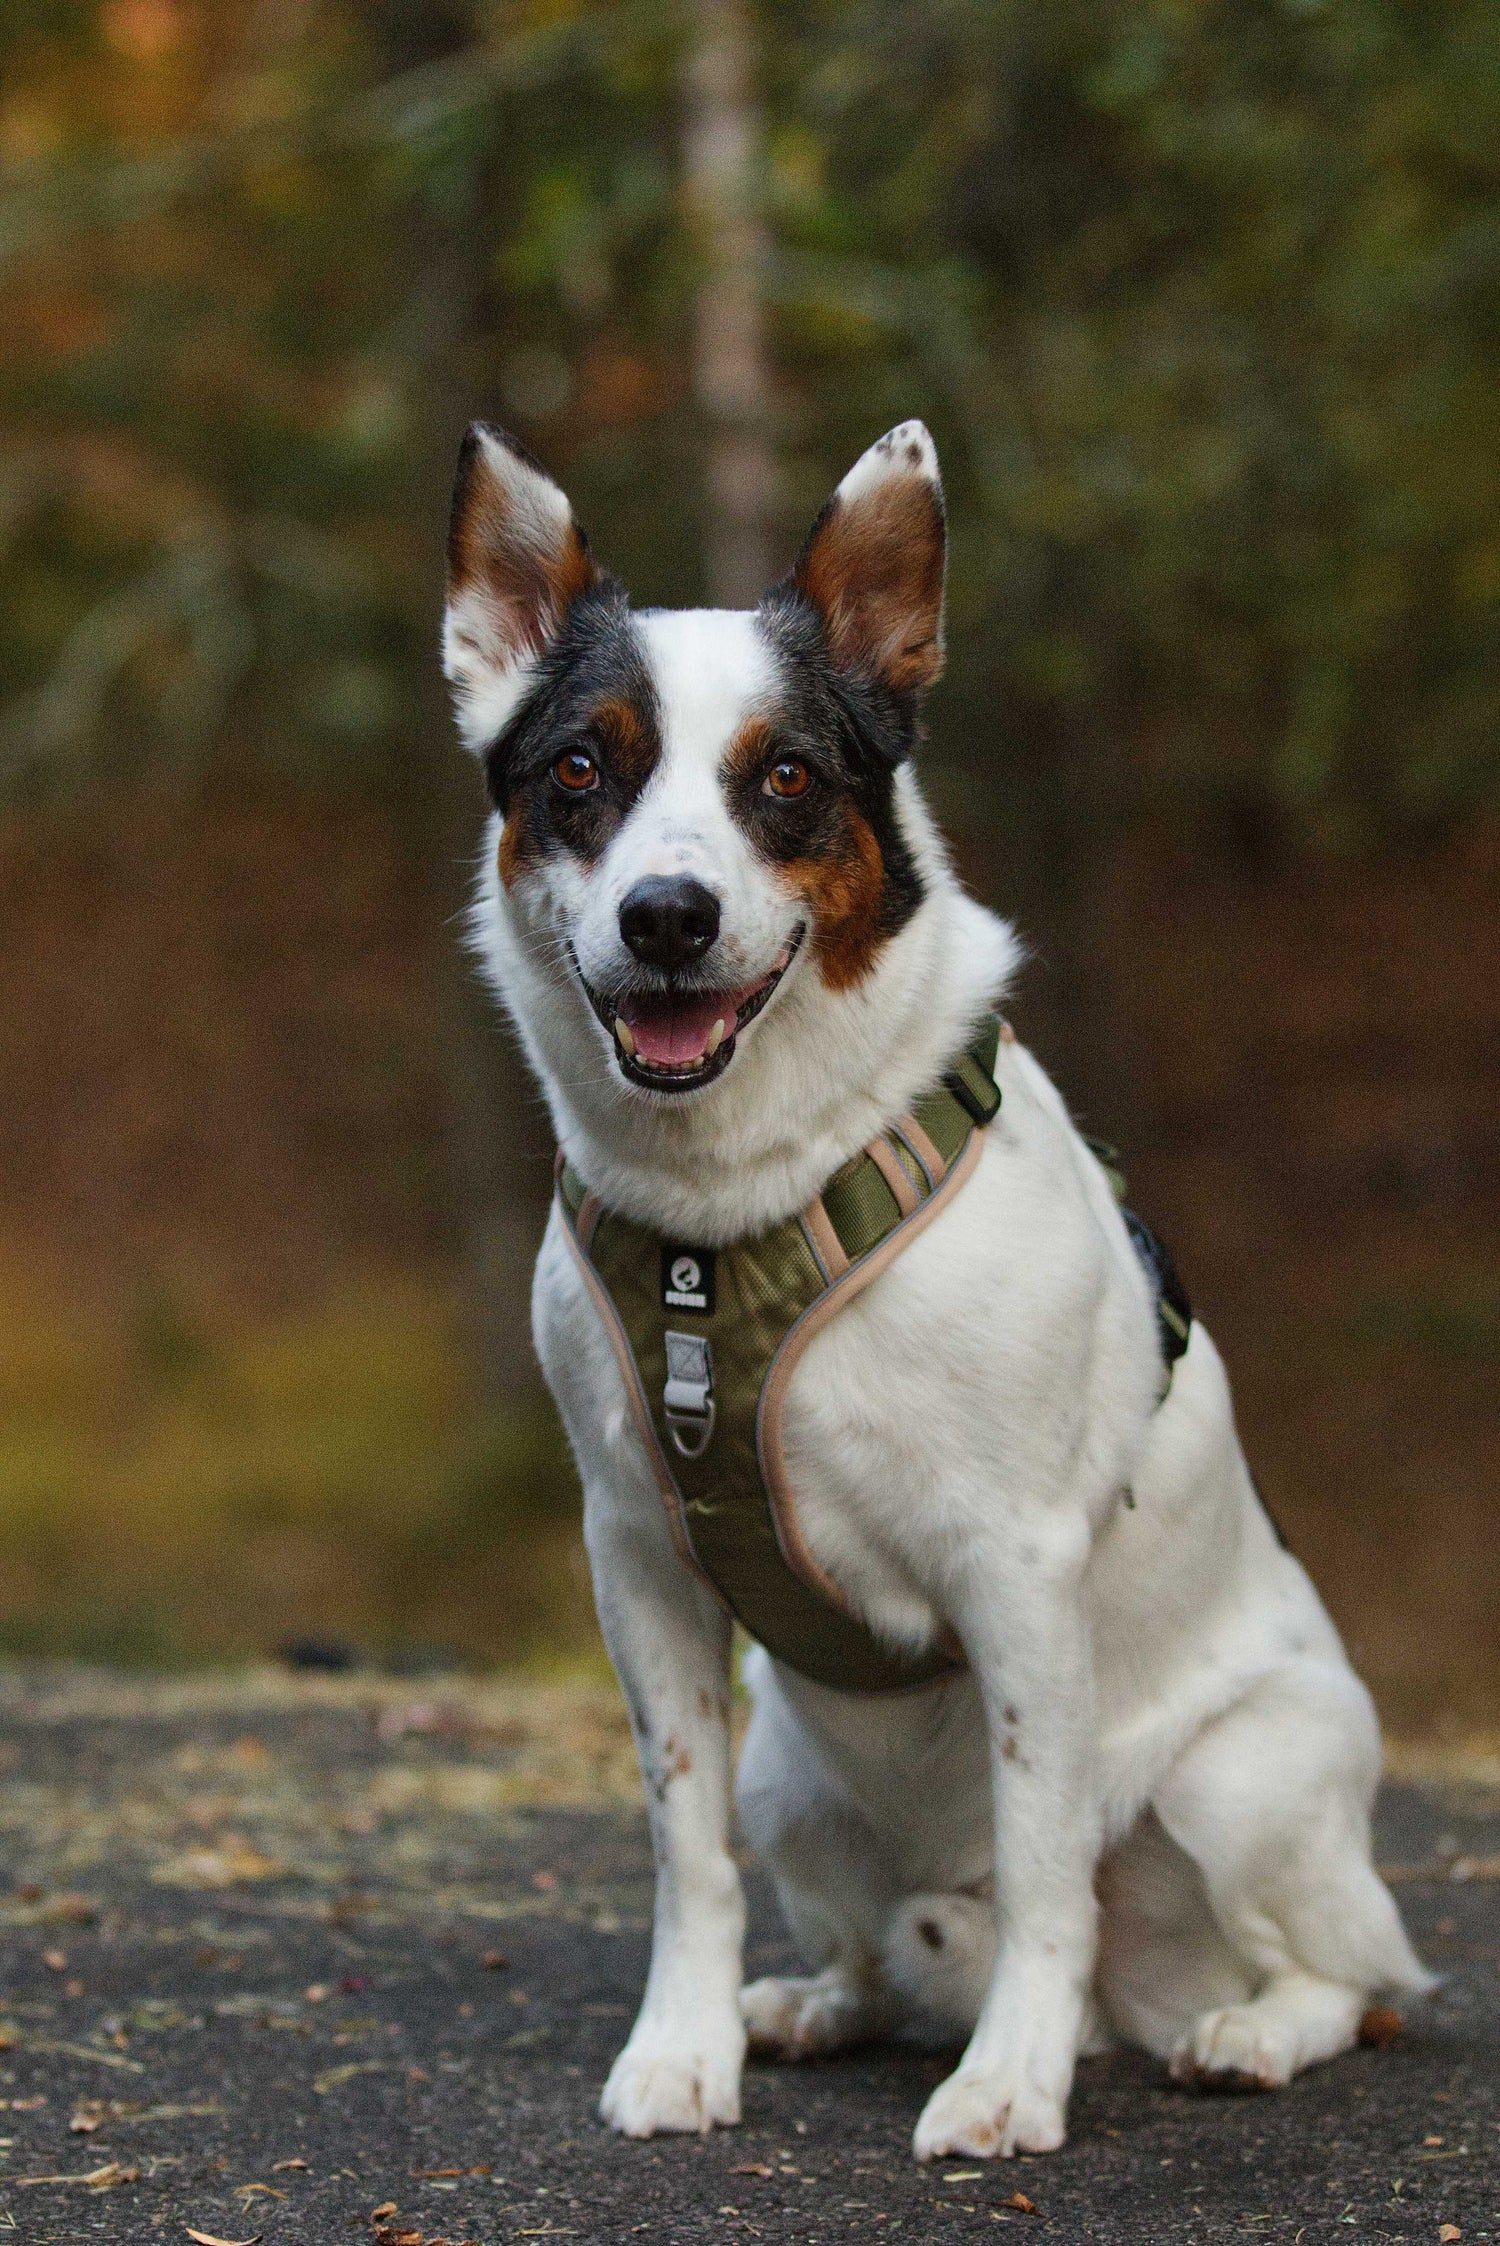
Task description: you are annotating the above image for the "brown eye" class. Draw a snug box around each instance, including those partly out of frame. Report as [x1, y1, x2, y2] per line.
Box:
[764, 758, 811, 800]
[552, 750, 599, 793]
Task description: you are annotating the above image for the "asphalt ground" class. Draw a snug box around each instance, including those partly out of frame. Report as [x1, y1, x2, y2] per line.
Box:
[0, 1669, 1493, 2246]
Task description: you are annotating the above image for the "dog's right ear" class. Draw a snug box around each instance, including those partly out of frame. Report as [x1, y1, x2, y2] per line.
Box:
[443, 424, 600, 753]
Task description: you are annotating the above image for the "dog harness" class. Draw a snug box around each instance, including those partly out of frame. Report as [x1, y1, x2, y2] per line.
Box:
[557, 1017, 1192, 1696]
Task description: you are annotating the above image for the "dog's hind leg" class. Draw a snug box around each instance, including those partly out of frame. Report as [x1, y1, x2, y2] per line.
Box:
[1096, 1808, 1255, 2060]
[735, 1664, 899, 2061]
[1146, 1656, 1432, 2091]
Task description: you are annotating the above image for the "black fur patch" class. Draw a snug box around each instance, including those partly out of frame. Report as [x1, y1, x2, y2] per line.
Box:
[736, 587, 926, 945]
[482, 579, 662, 873]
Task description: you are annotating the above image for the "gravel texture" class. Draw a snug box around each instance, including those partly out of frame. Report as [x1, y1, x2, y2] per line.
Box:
[0, 1667, 1492, 2245]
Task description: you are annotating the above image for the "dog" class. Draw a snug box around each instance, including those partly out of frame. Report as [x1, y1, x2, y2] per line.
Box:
[442, 418, 1430, 2161]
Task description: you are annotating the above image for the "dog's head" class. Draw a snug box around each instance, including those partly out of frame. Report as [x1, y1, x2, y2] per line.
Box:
[444, 422, 947, 1099]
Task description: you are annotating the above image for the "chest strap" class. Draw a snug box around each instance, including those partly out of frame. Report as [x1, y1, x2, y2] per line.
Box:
[556, 1017, 1005, 1694]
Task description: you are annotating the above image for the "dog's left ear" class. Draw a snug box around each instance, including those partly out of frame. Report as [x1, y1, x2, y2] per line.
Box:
[791, 420, 946, 696]
[443, 423, 601, 753]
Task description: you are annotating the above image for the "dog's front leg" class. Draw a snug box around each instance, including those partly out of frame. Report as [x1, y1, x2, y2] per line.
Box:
[586, 1494, 746, 2137]
[914, 1514, 1100, 2161]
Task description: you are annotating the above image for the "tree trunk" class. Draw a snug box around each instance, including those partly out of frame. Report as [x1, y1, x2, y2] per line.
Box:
[681, 0, 778, 605]
[375, 2, 557, 1406]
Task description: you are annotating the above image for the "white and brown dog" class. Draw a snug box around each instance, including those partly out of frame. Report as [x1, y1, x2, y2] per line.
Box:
[443, 420, 1428, 2161]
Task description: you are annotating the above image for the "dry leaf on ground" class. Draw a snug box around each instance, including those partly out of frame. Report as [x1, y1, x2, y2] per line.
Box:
[185, 2230, 262, 2246]
[152, 1843, 287, 1888]
[17, 2159, 139, 2188]
[315, 2059, 391, 2093]
[1358, 2005, 1404, 2049]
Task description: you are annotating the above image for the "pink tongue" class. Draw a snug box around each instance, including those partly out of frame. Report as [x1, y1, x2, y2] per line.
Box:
[620, 991, 737, 1067]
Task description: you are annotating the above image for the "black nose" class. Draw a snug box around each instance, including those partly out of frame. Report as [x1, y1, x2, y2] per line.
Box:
[618, 875, 721, 973]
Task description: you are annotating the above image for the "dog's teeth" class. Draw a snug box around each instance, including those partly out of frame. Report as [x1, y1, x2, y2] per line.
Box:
[614, 1018, 636, 1057]
[706, 1019, 725, 1056]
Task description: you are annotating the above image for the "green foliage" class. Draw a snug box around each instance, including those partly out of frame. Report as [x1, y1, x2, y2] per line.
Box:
[0, 1255, 590, 1663]
[1, 0, 1496, 840]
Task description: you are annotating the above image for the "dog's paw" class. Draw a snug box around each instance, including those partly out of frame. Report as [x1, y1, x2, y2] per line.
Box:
[913, 2064, 1067, 2162]
[1169, 2003, 1298, 2093]
[741, 1971, 875, 2061]
[599, 2019, 745, 2137]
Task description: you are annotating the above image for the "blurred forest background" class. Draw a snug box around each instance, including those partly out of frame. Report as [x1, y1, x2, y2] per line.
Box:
[0, 0, 1495, 1729]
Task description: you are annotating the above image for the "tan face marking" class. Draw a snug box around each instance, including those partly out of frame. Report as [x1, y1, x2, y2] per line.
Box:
[779, 806, 889, 992]
[723, 716, 893, 992]
[590, 694, 659, 792]
[497, 799, 534, 891]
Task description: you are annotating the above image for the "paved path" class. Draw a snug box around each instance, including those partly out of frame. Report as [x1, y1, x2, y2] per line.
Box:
[0, 1669, 1492, 2245]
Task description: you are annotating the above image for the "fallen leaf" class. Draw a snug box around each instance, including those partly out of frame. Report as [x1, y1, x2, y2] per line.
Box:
[530, 1870, 559, 1891]
[480, 1951, 509, 1970]
[42, 1893, 97, 1924]
[271, 2157, 310, 2171]
[1440, 2227, 1462, 2243]
[728, 2162, 773, 2177]
[304, 1983, 329, 2004]
[1425, 2136, 1445, 2148]
[235, 2184, 288, 2201]
[944, 2169, 985, 2182]
[372, 2229, 424, 2246]
[185, 2231, 262, 2246]
[72, 2099, 222, 2131]
[17, 2160, 139, 2189]
[371, 2203, 398, 2220]
[43, 1948, 68, 1971]
[26, 2037, 144, 2072]
[1358, 2005, 1404, 2049]
[315, 2059, 392, 2094]
[1004, 2192, 1038, 2215]
[151, 1843, 288, 1889]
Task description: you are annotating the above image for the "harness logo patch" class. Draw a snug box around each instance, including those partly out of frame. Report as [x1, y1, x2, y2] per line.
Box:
[661, 1246, 715, 1314]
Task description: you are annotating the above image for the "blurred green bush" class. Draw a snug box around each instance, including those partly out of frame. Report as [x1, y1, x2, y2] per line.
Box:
[0, 1255, 594, 1664]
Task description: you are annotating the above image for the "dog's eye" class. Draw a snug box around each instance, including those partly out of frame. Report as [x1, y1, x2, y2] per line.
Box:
[551, 750, 600, 793]
[764, 759, 811, 800]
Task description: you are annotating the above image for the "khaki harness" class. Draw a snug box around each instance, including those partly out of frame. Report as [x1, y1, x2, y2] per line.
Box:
[557, 1017, 1192, 1696]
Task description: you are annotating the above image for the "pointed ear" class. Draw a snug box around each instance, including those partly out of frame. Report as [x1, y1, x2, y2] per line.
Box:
[791, 421, 946, 696]
[443, 423, 600, 752]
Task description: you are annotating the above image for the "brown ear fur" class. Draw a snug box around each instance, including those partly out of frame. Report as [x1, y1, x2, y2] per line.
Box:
[446, 423, 598, 671]
[793, 440, 946, 693]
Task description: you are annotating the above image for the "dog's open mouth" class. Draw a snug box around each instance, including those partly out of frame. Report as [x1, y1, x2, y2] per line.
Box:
[575, 925, 805, 1094]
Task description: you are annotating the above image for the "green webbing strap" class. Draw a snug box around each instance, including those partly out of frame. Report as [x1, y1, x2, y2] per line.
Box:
[558, 1017, 1004, 1693]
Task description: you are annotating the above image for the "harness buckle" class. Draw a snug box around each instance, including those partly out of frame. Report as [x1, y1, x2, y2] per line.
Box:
[663, 1331, 715, 1459]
